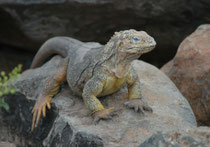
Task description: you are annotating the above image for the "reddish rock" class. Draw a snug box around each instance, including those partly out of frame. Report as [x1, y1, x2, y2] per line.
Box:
[161, 24, 210, 126]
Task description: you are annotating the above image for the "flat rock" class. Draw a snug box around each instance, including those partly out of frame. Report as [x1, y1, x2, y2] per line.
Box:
[1, 50, 197, 146]
[161, 24, 210, 126]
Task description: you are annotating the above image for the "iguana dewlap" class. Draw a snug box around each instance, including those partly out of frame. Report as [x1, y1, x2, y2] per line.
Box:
[30, 29, 156, 130]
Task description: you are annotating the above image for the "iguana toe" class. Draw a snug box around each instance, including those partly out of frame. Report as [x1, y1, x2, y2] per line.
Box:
[31, 96, 51, 131]
[92, 108, 120, 124]
[124, 98, 152, 115]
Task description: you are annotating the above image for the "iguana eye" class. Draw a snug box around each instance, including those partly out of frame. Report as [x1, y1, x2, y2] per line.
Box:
[131, 36, 142, 44]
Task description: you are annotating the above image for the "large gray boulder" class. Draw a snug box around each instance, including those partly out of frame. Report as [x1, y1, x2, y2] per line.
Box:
[1, 52, 197, 146]
[1, 0, 210, 65]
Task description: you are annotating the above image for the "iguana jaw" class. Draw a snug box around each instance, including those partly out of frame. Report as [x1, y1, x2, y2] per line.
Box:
[121, 40, 156, 55]
[125, 45, 155, 54]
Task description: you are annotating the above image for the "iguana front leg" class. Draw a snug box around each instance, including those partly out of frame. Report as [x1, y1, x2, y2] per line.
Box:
[31, 59, 68, 131]
[82, 74, 118, 123]
[124, 67, 152, 114]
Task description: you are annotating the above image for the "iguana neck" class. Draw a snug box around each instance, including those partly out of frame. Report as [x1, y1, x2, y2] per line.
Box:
[103, 51, 141, 78]
[100, 37, 141, 78]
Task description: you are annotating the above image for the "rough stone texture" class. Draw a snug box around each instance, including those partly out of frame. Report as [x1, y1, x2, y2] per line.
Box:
[161, 24, 210, 126]
[0, 142, 16, 147]
[1, 93, 57, 147]
[1, 53, 197, 146]
[139, 127, 210, 147]
[0, 109, 23, 146]
[1, 0, 210, 66]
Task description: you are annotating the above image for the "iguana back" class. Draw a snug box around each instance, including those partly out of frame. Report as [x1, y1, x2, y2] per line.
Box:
[67, 42, 104, 95]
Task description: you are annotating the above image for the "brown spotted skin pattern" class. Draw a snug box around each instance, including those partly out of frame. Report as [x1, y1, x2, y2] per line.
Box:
[30, 29, 156, 130]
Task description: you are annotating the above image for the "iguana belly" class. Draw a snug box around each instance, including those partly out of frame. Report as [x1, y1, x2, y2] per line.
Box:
[99, 76, 126, 97]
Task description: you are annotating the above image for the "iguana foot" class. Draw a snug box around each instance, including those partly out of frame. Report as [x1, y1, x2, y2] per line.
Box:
[92, 108, 120, 124]
[124, 98, 152, 115]
[32, 96, 52, 131]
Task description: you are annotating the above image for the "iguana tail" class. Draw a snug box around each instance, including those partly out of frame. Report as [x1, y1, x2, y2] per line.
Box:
[31, 37, 82, 68]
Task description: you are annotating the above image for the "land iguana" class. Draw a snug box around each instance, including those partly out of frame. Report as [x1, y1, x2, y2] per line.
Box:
[30, 29, 156, 131]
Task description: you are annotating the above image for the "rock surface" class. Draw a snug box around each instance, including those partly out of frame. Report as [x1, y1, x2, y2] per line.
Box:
[0, 114, 19, 147]
[161, 24, 210, 126]
[1, 51, 197, 146]
[1, 0, 210, 65]
[0, 142, 16, 147]
[139, 127, 210, 147]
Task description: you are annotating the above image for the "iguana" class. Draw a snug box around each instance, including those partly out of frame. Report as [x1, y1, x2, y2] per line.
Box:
[31, 29, 156, 130]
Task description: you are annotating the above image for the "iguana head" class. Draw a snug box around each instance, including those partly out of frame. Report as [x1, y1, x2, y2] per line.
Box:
[115, 29, 156, 55]
[103, 29, 156, 78]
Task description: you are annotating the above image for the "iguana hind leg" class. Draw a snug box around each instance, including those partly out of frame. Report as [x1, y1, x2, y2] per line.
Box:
[31, 59, 68, 131]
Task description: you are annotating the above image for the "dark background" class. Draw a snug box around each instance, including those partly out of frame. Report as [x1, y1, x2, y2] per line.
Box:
[0, 0, 210, 72]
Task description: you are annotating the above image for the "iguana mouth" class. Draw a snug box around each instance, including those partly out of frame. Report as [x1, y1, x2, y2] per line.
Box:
[141, 45, 156, 50]
[139, 46, 155, 53]
[125, 46, 155, 54]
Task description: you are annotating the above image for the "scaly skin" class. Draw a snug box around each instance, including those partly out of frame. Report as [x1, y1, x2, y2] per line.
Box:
[30, 29, 156, 130]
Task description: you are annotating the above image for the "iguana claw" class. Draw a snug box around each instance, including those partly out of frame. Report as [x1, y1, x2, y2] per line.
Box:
[31, 96, 52, 131]
[92, 108, 120, 124]
[124, 98, 152, 115]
